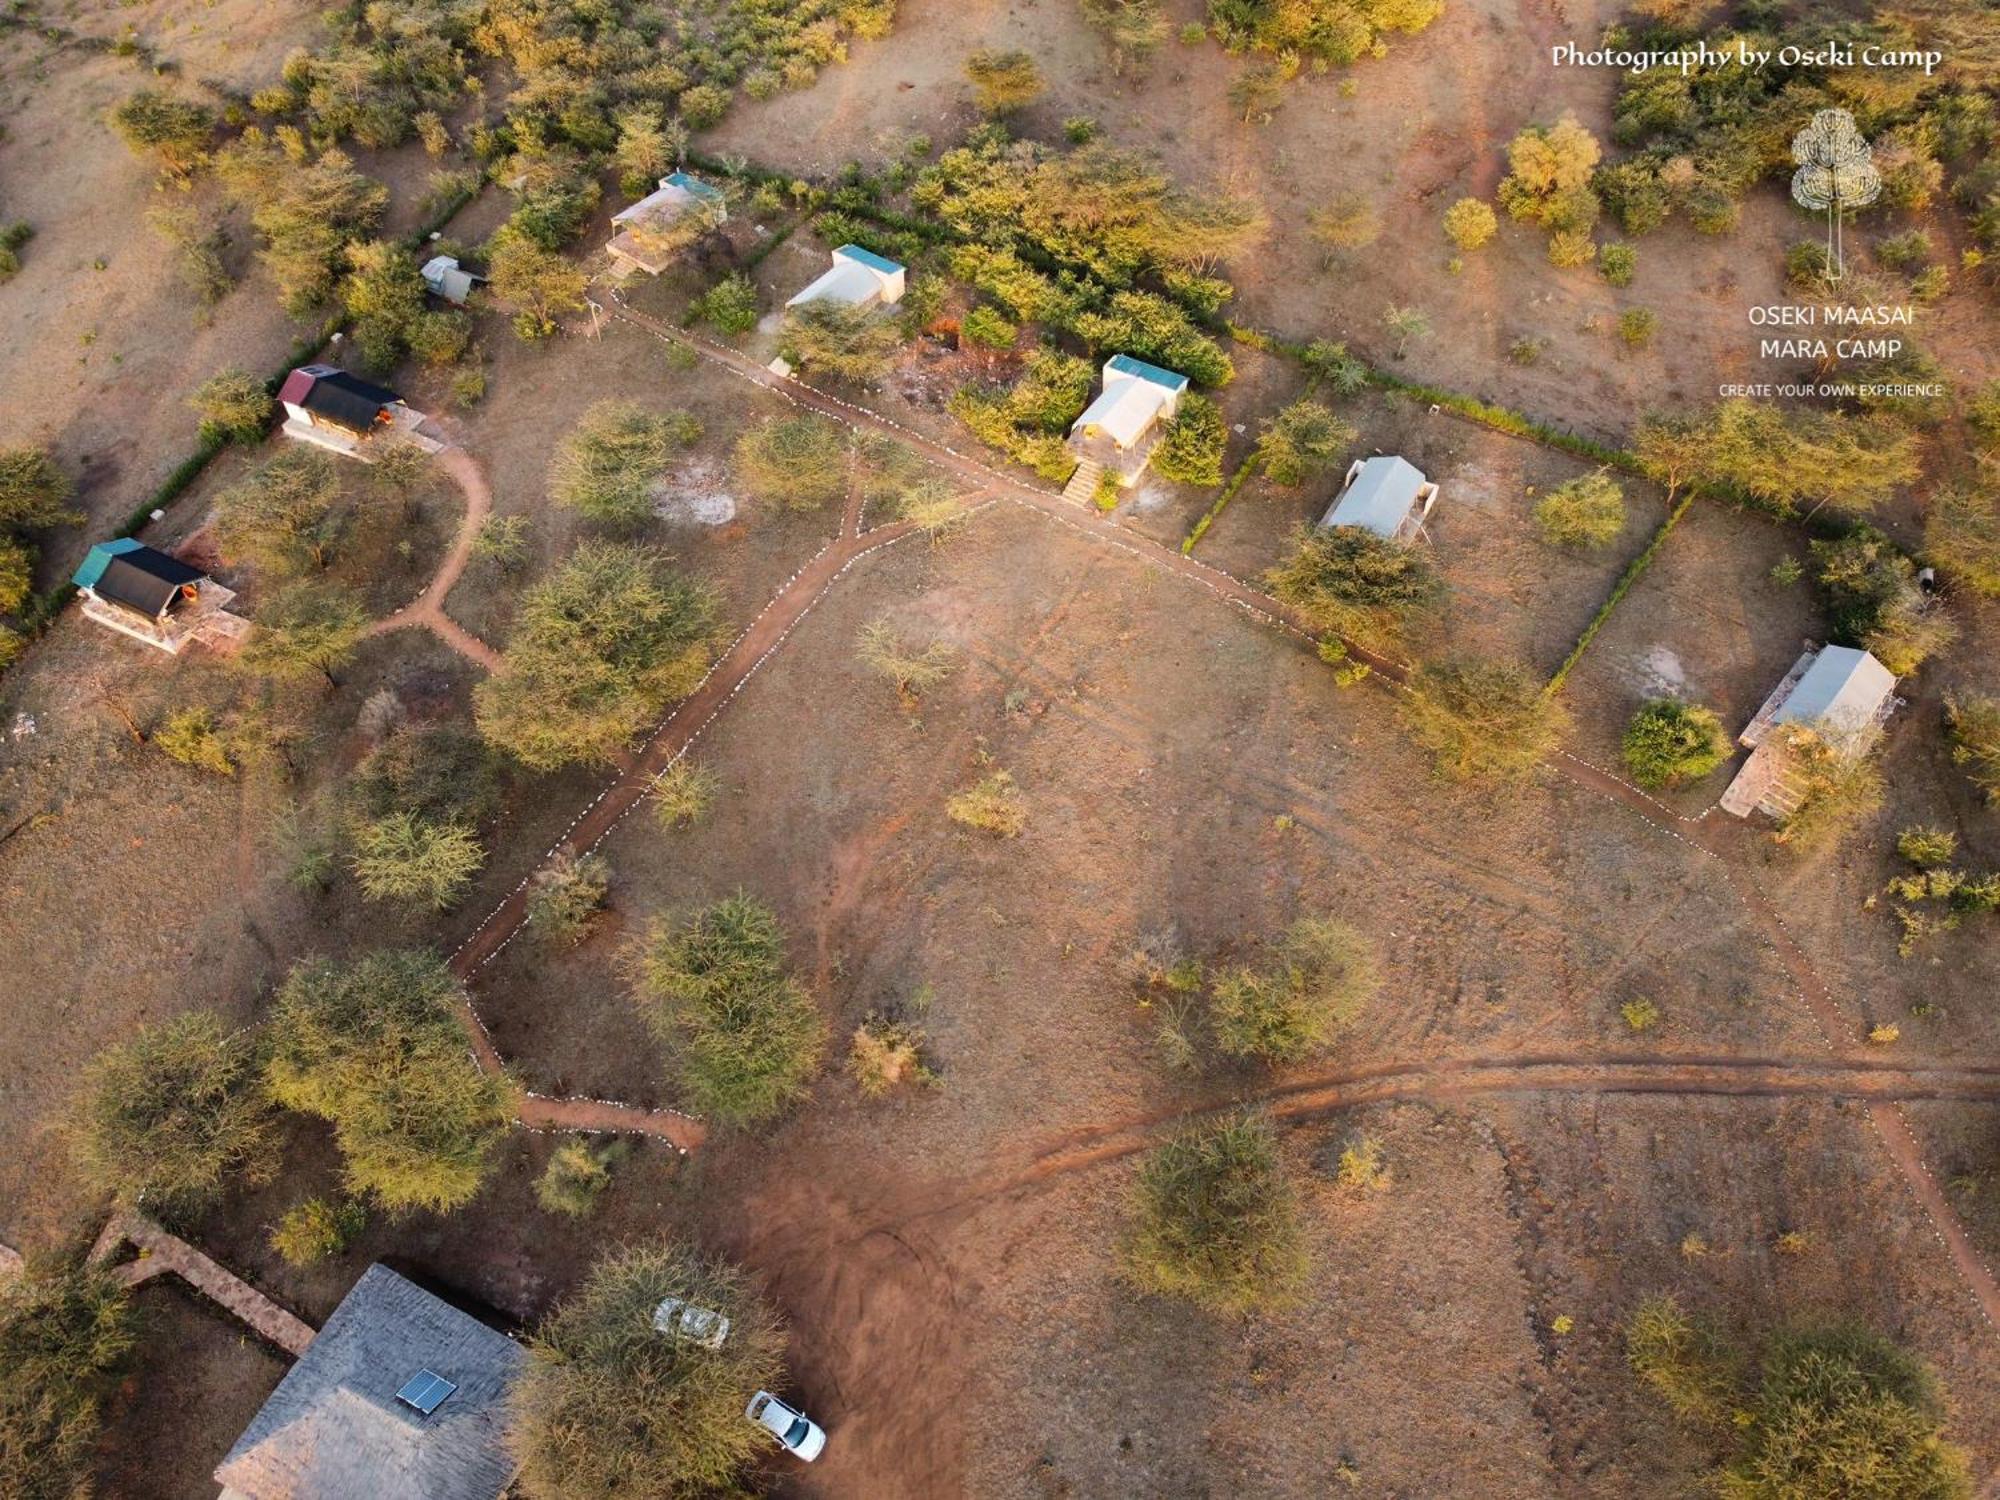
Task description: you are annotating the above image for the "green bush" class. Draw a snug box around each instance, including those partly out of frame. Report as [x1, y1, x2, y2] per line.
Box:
[652, 759, 719, 830]
[0, 1260, 137, 1500]
[1207, 916, 1377, 1062]
[1627, 1295, 1740, 1430]
[526, 852, 611, 946]
[265, 949, 519, 1212]
[1621, 699, 1729, 789]
[690, 273, 759, 336]
[1945, 693, 2000, 804]
[1255, 399, 1354, 487]
[1123, 1113, 1307, 1315]
[1598, 241, 1636, 286]
[188, 368, 274, 444]
[627, 896, 828, 1126]
[270, 1196, 366, 1267]
[155, 706, 238, 776]
[350, 812, 484, 910]
[1443, 197, 1497, 252]
[1150, 393, 1227, 485]
[1533, 471, 1625, 547]
[510, 1241, 786, 1499]
[959, 303, 1017, 349]
[1400, 657, 1570, 781]
[71, 1010, 277, 1209]
[534, 1139, 623, 1218]
[1267, 525, 1441, 642]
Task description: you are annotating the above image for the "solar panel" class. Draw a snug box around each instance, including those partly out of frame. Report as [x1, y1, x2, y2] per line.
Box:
[395, 1370, 457, 1415]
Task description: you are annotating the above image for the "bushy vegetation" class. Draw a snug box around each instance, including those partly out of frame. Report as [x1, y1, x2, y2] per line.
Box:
[0, 446, 81, 625]
[0, 1260, 136, 1500]
[242, 582, 369, 689]
[1205, 0, 1443, 73]
[964, 49, 1044, 114]
[1533, 471, 1626, 547]
[1266, 525, 1441, 644]
[510, 1240, 787, 1500]
[690, 272, 760, 335]
[1123, 1113, 1307, 1315]
[1150, 393, 1227, 485]
[270, 1196, 367, 1267]
[1497, 113, 1602, 262]
[534, 1139, 624, 1218]
[1923, 484, 2000, 597]
[350, 810, 485, 909]
[1207, 916, 1376, 1063]
[526, 852, 612, 946]
[1622, 699, 1729, 790]
[626, 896, 827, 1125]
[652, 758, 720, 829]
[857, 618, 958, 702]
[1945, 693, 2000, 804]
[476, 544, 718, 771]
[551, 402, 702, 528]
[1772, 728, 1886, 852]
[1637, 400, 1919, 518]
[1400, 657, 1570, 781]
[109, 89, 214, 175]
[1254, 399, 1353, 487]
[265, 949, 519, 1213]
[946, 769, 1027, 836]
[189, 368, 274, 444]
[1811, 527, 1955, 676]
[1630, 1297, 1971, 1499]
[950, 349, 1094, 481]
[733, 414, 849, 509]
[847, 1015, 937, 1096]
[70, 1011, 277, 1210]
[1443, 197, 1497, 252]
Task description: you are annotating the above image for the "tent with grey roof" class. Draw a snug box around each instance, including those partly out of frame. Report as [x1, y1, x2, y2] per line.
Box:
[213, 1264, 525, 1500]
[1318, 456, 1439, 543]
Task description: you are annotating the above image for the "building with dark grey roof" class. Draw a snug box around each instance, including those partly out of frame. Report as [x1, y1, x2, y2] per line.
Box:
[213, 1264, 525, 1500]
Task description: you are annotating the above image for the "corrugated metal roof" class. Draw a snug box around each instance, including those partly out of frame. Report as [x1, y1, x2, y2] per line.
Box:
[1105, 354, 1189, 394]
[664, 170, 725, 202]
[833, 244, 904, 277]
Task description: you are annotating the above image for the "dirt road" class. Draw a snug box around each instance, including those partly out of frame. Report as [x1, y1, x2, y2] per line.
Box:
[362, 445, 502, 670]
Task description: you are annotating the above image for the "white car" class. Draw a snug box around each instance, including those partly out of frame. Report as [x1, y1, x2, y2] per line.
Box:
[746, 1390, 827, 1461]
[652, 1297, 729, 1349]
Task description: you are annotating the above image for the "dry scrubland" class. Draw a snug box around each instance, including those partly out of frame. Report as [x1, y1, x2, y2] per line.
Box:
[1, 0, 1999, 1492]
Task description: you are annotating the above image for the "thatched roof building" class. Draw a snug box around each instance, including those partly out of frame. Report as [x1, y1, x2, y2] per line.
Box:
[213, 1264, 524, 1500]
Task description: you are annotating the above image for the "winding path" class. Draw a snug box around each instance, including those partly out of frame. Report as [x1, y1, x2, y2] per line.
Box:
[362, 445, 502, 670]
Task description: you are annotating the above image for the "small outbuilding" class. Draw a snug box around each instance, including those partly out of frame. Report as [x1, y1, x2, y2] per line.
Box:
[608, 171, 728, 276]
[279, 365, 443, 462]
[1318, 456, 1438, 543]
[71, 538, 247, 655]
[213, 1263, 526, 1500]
[421, 255, 479, 305]
[1721, 643, 1898, 818]
[786, 244, 906, 311]
[1064, 354, 1190, 496]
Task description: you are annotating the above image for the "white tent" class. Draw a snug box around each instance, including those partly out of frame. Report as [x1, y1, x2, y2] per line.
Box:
[1319, 456, 1438, 542]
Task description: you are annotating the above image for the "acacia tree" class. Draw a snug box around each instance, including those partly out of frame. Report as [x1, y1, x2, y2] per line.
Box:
[1267, 525, 1441, 645]
[0, 1260, 137, 1500]
[1533, 471, 1626, 547]
[1123, 1113, 1307, 1315]
[779, 299, 905, 383]
[733, 414, 849, 509]
[189, 368, 274, 444]
[509, 1240, 786, 1499]
[213, 447, 349, 577]
[475, 543, 717, 770]
[265, 949, 519, 1212]
[1622, 699, 1729, 789]
[1254, 399, 1355, 486]
[488, 226, 588, 339]
[242, 582, 368, 689]
[0, 445, 81, 532]
[349, 811, 485, 910]
[626, 895, 827, 1125]
[1400, 656, 1570, 781]
[549, 402, 702, 529]
[108, 90, 214, 175]
[69, 1011, 278, 1210]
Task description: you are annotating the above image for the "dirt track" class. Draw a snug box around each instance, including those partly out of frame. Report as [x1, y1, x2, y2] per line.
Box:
[361, 445, 503, 670]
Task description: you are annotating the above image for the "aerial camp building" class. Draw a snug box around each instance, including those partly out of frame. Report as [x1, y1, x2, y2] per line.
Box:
[71, 538, 247, 655]
[1318, 456, 1439, 543]
[1064, 354, 1190, 497]
[1720, 644, 1898, 819]
[607, 171, 728, 277]
[278, 365, 442, 462]
[213, 1264, 525, 1500]
[785, 244, 906, 310]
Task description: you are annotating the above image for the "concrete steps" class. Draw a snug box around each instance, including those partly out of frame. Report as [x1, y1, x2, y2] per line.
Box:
[1061, 457, 1104, 506]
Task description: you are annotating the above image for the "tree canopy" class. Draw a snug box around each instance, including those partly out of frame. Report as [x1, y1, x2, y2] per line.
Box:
[509, 1240, 787, 1499]
[550, 402, 702, 528]
[0, 1260, 137, 1500]
[265, 949, 518, 1213]
[475, 543, 718, 771]
[70, 1010, 278, 1210]
[1399, 656, 1570, 781]
[214, 447, 349, 578]
[626, 895, 827, 1126]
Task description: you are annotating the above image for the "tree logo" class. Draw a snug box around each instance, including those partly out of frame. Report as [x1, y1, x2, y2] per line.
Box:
[1790, 108, 1881, 284]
